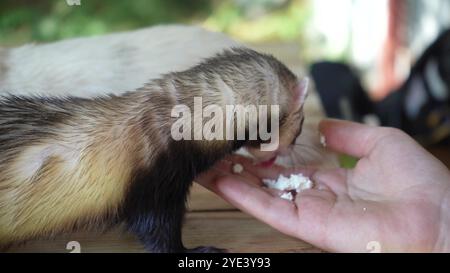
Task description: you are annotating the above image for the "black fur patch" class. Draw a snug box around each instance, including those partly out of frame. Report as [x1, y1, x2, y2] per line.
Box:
[122, 139, 244, 253]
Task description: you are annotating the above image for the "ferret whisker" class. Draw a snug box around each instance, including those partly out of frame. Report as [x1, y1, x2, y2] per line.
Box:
[293, 143, 324, 158]
[293, 147, 321, 166]
[287, 152, 297, 168]
[289, 149, 307, 167]
[293, 147, 323, 161]
[292, 146, 317, 161]
[293, 142, 322, 152]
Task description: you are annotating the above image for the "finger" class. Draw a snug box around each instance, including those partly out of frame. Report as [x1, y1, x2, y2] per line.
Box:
[263, 187, 291, 198]
[293, 188, 338, 249]
[312, 168, 348, 195]
[237, 168, 262, 187]
[227, 155, 285, 180]
[228, 154, 317, 181]
[218, 156, 266, 186]
[284, 166, 318, 179]
[319, 119, 390, 158]
[195, 159, 232, 185]
[225, 156, 266, 185]
[210, 176, 302, 236]
[196, 158, 262, 189]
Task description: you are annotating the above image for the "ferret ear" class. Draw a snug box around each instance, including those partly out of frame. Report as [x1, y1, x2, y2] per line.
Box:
[291, 77, 309, 111]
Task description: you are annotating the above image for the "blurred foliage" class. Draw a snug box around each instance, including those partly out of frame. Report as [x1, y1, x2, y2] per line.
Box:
[0, 0, 212, 45]
[0, 0, 309, 46]
[339, 154, 358, 169]
[204, 0, 310, 43]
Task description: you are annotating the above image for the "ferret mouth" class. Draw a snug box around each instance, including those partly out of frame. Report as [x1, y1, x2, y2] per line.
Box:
[257, 156, 277, 168]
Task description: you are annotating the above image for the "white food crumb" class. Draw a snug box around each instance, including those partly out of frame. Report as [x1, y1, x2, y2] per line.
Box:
[280, 192, 294, 201]
[320, 134, 327, 147]
[232, 163, 244, 174]
[263, 173, 313, 193]
[363, 207, 367, 212]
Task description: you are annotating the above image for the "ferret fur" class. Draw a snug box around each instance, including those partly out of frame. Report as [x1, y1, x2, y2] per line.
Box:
[0, 48, 300, 252]
[0, 25, 239, 97]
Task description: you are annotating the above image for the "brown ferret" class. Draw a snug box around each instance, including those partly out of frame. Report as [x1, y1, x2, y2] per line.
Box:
[0, 47, 308, 252]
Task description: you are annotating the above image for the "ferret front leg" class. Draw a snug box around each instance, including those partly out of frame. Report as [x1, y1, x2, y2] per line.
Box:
[122, 171, 186, 252]
[125, 193, 227, 253]
[186, 246, 228, 253]
[123, 146, 230, 253]
[123, 177, 227, 252]
[128, 206, 186, 253]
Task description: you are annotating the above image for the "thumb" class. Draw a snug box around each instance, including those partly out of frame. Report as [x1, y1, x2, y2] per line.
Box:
[319, 119, 395, 158]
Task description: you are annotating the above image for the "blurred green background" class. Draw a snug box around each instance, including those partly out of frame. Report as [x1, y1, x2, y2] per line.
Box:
[0, 0, 309, 46]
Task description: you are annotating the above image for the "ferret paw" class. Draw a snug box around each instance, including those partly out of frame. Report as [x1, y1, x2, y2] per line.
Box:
[186, 246, 228, 253]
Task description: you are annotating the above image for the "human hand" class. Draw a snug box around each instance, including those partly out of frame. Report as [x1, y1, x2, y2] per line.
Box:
[196, 119, 450, 252]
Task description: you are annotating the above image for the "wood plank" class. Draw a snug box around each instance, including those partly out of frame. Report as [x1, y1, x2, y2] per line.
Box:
[6, 211, 321, 253]
[184, 212, 321, 253]
[188, 184, 235, 211]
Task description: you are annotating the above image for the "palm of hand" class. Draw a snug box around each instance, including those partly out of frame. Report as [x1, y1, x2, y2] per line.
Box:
[307, 135, 446, 252]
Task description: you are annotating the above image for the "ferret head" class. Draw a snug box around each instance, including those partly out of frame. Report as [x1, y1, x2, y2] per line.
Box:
[169, 47, 308, 164]
[216, 48, 307, 164]
[245, 76, 308, 165]
[180, 47, 308, 164]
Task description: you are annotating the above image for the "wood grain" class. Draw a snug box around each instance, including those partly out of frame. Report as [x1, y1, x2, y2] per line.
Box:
[6, 211, 321, 253]
[188, 184, 235, 211]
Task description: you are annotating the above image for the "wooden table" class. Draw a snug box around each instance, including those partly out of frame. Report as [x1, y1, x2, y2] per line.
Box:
[7, 184, 321, 253]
